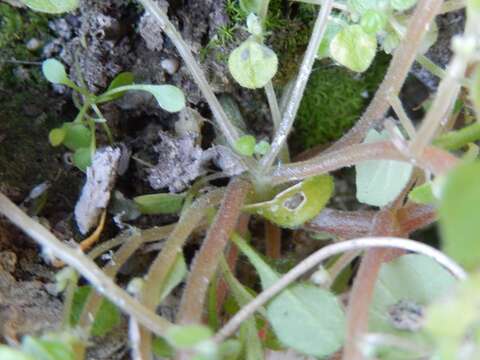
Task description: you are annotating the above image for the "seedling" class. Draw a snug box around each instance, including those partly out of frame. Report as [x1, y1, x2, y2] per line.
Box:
[43, 58, 185, 170]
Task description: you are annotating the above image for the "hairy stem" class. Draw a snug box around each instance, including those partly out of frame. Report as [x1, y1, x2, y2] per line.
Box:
[270, 141, 458, 185]
[214, 236, 466, 343]
[177, 178, 251, 324]
[0, 193, 172, 336]
[342, 210, 402, 360]
[137, 189, 225, 355]
[326, 0, 444, 152]
[260, 0, 334, 169]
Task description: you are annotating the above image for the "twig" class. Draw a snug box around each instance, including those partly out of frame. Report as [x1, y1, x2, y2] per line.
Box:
[388, 95, 416, 139]
[259, 0, 334, 169]
[137, 0, 240, 150]
[326, 0, 444, 152]
[214, 236, 466, 343]
[270, 141, 458, 185]
[177, 178, 251, 324]
[0, 193, 173, 336]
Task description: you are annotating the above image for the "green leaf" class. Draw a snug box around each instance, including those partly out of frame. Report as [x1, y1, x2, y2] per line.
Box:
[218, 340, 242, 360]
[159, 254, 187, 303]
[72, 148, 92, 172]
[347, 0, 388, 15]
[330, 25, 377, 72]
[244, 175, 334, 228]
[0, 347, 34, 360]
[62, 123, 92, 151]
[165, 325, 213, 349]
[228, 38, 278, 89]
[152, 337, 174, 358]
[355, 128, 413, 207]
[70, 286, 121, 337]
[317, 18, 343, 59]
[425, 273, 480, 359]
[439, 161, 480, 269]
[99, 84, 186, 112]
[234, 135, 256, 156]
[100, 72, 135, 102]
[239, 318, 264, 360]
[22, 336, 75, 360]
[254, 140, 271, 155]
[239, 0, 264, 14]
[232, 234, 345, 358]
[369, 254, 457, 358]
[20, 0, 79, 13]
[42, 59, 70, 85]
[390, 0, 417, 11]
[360, 9, 387, 34]
[48, 128, 66, 147]
[408, 182, 436, 205]
[133, 193, 186, 215]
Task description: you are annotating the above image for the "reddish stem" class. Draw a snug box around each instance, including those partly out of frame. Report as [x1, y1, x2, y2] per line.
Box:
[265, 221, 282, 259]
[342, 210, 403, 360]
[177, 178, 251, 325]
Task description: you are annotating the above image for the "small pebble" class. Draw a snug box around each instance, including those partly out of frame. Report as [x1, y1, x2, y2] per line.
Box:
[161, 58, 180, 75]
[26, 38, 42, 51]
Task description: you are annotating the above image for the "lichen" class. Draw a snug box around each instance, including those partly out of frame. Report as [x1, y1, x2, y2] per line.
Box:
[292, 53, 390, 152]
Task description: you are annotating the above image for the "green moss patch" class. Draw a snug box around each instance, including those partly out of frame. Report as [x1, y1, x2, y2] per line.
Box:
[292, 53, 390, 151]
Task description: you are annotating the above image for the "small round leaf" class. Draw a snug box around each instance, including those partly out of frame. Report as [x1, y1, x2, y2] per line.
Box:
[42, 59, 70, 85]
[234, 135, 256, 156]
[228, 39, 278, 89]
[48, 128, 66, 147]
[62, 123, 92, 151]
[360, 10, 387, 34]
[330, 25, 377, 73]
[72, 148, 92, 172]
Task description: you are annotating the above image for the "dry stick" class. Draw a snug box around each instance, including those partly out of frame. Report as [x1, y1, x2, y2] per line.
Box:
[325, 0, 444, 153]
[0, 193, 173, 336]
[137, 189, 225, 358]
[342, 210, 402, 360]
[260, 0, 334, 169]
[270, 141, 458, 185]
[177, 178, 251, 325]
[265, 221, 282, 259]
[136, 0, 239, 150]
[213, 236, 466, 343]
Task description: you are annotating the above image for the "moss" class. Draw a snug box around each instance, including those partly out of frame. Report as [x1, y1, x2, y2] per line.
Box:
[0, 4, 50, 87]
[292, 53, 390, 152]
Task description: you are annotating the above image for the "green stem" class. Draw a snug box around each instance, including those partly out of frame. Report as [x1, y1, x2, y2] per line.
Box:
[433, 122, 480, 150]
[259, 0, 334, 169]
[91, 103, 114, 144]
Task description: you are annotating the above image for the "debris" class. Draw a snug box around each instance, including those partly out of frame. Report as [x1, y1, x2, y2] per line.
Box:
[148, 131, 208, 193]
[74, 147, 121, 235]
